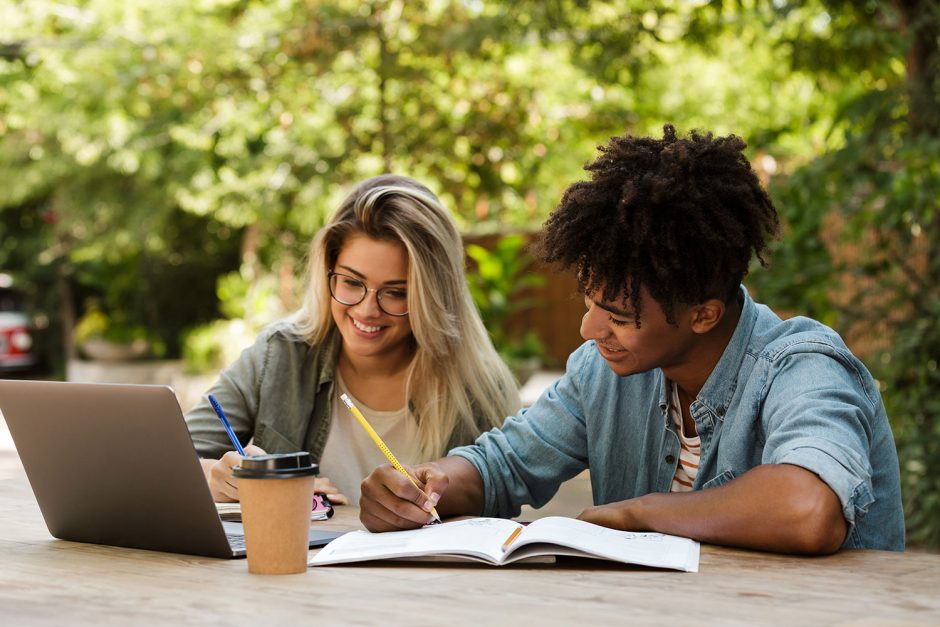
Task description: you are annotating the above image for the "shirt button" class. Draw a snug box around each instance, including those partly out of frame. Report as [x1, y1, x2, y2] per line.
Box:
[716, 406, 726, 416]
[665, 455, 676, 465]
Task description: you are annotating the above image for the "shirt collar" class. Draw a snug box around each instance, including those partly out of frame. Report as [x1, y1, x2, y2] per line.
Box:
[316, 327, 343, 389]
[656, 285, 756, 419]
[694, 285, 757, 420]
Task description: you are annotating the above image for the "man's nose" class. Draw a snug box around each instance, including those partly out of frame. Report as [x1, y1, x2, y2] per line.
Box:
[579, 304, 608, 341]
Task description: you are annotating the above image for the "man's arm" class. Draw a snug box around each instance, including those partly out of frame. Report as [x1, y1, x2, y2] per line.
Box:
[359, 347, 598, 532]
[359, 456, 485, 531]
[579, 463, 847, 554]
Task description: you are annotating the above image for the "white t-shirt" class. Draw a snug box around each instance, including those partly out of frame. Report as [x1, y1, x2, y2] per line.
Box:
[318, 371, 420, 506]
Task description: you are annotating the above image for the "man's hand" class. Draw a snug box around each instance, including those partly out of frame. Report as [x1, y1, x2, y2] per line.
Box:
[359, 462, 447, 531]
[359, 456, 485, 532]
[577, 500, 641, 530]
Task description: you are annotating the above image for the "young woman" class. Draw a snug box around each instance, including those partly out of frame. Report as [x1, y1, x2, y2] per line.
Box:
[185, 175, 520, 505]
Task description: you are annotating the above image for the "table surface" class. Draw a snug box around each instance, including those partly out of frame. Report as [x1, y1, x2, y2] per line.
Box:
[1, 451, 938, 627]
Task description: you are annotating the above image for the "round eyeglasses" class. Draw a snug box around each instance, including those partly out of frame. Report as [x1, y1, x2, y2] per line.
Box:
[328, 271, 409, 317]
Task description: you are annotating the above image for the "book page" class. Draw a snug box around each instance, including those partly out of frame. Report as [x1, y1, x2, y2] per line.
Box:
[509, 516, 699, 572]
[310, 518, 523, 566]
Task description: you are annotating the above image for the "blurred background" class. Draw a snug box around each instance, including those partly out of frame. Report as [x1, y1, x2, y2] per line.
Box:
[0, 0, 937, 548]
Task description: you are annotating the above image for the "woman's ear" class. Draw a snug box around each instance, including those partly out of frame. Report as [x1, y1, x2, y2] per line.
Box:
[689, 299, 726, 334]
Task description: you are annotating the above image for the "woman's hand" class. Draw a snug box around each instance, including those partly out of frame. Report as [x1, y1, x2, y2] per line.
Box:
[359, 462, 447, 531]
[201, 448, 350, 506]
[201, 444, 267, 502]
[314, 476, 349, 505]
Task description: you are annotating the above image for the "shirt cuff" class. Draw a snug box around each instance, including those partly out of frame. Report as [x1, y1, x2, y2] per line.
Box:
[770, 437, 875, 529]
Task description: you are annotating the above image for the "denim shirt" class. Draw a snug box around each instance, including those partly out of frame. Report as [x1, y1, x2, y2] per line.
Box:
[451, 287, 905, 551]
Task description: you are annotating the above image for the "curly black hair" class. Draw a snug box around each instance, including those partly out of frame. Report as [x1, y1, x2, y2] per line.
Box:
[537, 124, 780, 325]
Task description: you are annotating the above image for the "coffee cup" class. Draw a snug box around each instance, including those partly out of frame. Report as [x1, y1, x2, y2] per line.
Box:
[233, 452, 319, 574]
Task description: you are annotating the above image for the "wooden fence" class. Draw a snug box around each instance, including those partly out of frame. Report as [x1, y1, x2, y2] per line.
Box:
[463, 232, 585, 371]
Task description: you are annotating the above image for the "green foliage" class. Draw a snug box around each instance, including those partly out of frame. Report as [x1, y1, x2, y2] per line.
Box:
[1, 0, 938, 546]
[182, 318, 251, 375]
[886, 292, 940, 549]
[466, 234, 548, 378]
[746, 0, 940, 547]
[0, 0, 629, 367]
[73, 302, 155, 345]
[182, 262, 288, 373]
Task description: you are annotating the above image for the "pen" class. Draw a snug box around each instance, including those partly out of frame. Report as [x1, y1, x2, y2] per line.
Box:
[501, 526, 523, 552]
[208, 394, 246, 456]
[340, 393, 442, 523]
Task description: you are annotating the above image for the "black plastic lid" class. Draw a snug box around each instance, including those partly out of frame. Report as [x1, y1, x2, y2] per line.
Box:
[232, 452, 319, 479]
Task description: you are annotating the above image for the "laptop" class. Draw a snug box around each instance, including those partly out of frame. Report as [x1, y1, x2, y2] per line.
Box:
[0, 379, 343, 558]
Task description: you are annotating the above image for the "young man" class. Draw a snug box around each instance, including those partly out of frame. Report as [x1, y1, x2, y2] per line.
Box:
[358, 125, 905, 554]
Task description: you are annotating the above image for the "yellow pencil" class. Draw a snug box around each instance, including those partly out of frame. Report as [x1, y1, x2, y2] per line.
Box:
[501, 526, 523, 552]
[340, 393, 442, 523]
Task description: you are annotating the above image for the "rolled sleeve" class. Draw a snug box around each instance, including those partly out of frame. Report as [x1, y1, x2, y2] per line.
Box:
[761, 350, 880, 532]
[769, 437, 875, 527]
[450, 347, 593, 518]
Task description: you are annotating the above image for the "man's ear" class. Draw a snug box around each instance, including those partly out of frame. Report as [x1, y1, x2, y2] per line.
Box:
[689, 299, 726, 334]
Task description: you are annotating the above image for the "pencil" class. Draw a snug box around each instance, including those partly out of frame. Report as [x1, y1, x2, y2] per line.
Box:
[501, 526, 523, 552]
[339, 393, 442, 523]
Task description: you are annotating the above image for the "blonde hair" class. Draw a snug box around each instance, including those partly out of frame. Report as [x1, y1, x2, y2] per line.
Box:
[290, 175, 520, 459]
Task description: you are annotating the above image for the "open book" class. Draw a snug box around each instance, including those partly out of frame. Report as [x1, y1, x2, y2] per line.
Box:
[309, 516, 699, 572]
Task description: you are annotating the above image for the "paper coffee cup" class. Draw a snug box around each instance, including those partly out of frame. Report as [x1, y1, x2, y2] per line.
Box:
[233, 452, 319, 575]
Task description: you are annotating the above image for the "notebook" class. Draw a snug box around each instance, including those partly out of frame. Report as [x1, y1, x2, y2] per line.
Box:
[0, 379, 343, 558]
[310, 516, 700, 571]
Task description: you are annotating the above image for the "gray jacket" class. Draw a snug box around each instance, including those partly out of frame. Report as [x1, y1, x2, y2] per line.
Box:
[185, 321, 485, 461]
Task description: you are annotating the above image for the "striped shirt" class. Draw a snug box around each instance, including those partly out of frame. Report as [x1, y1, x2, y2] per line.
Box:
[669, 381, 701, 492]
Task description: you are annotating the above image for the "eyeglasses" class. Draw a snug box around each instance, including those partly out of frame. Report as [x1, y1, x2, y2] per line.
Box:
[328, 271, 409, 317]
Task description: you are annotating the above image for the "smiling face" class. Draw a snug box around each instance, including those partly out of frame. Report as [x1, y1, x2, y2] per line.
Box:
[579, 286, 699, 378]
[330, 233, 414, 365]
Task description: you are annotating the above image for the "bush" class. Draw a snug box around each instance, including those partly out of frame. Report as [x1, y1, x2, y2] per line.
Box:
[466, 234, 549, 380]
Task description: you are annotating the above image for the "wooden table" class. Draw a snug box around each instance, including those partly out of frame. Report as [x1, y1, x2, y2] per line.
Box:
[1, 451, 938, 626]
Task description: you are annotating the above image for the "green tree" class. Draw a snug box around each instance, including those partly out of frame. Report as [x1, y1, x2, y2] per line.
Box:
[736, 0, 940, 547]
[498, 0, 940, 547]
[0, 0, 617, 364]
[2, 0, 936, 547]
[466, 234, 548, 378]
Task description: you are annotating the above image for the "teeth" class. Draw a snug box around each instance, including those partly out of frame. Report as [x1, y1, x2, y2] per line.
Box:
[352, 318, 382, 333]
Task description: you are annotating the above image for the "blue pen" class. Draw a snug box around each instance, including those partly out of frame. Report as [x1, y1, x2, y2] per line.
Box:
[208, 394, 246, 456]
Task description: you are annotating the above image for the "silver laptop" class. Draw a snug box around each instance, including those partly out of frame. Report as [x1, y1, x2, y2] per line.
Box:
[0, 380, 342, 558]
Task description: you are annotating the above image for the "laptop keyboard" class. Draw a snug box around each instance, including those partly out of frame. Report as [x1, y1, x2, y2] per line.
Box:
[226, 533, 246, 551]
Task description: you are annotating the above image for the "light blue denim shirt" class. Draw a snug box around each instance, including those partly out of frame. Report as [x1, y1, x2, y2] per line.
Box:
[451, 287, 904, 551]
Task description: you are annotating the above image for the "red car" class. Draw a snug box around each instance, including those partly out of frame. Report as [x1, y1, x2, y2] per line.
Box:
[0, 283, 39, 374]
